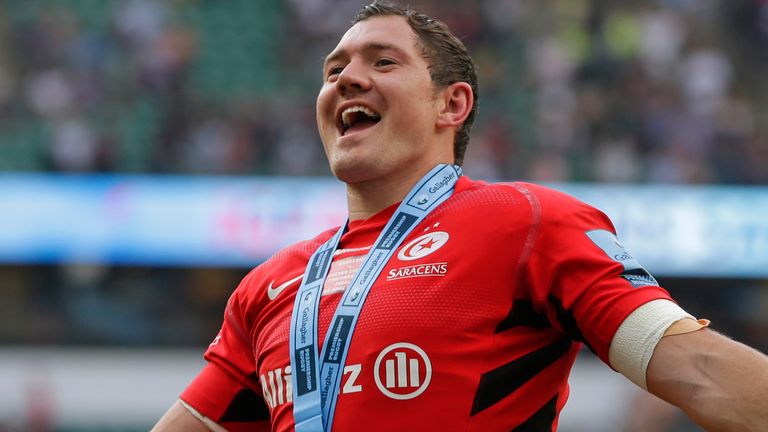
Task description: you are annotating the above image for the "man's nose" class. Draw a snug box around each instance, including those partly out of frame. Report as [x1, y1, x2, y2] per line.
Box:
[336, 60, 371, 96]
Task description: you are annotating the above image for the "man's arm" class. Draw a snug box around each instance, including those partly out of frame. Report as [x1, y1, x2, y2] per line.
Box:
[647, 328, 768, 431]
[152, 400, 226, 432]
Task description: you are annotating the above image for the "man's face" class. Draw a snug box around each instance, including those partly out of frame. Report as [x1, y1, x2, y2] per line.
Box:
[317, 15, 447, 184]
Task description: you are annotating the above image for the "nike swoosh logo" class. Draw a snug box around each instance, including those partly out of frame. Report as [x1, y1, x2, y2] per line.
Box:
[267, 274, 304, 301]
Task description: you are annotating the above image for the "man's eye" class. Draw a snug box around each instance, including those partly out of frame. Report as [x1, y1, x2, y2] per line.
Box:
[375, 58, 395, 67]
[327, 66, 344, 78]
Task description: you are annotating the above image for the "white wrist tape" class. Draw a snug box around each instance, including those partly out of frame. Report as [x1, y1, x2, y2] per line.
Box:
[608, 299, 694, 390]
[179, 399, 229, 432]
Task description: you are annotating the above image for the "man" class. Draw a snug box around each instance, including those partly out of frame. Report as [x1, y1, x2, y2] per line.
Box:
[153, 2, 768, 431]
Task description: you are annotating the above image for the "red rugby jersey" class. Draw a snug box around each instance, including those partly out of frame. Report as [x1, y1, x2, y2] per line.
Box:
[181, 177, 672, 431]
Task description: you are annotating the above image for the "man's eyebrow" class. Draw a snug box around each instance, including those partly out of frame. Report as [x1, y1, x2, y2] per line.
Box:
[322, 42, 409, 69]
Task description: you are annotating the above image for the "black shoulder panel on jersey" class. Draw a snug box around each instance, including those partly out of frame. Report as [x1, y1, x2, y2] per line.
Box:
[511, 394, 558, 432]
[471, 338, 571, 416]
[547, 294, 597, 355]
[220, 388, 271, 422]
[496, 300, 551, 333]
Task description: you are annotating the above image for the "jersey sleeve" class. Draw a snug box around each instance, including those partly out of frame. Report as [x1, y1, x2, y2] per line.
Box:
[520, 184, 674, 364]
[180, 270, 271, 432]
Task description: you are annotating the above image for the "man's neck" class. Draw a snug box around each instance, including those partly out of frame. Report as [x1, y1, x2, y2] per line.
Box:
[345, 164, 438, 221]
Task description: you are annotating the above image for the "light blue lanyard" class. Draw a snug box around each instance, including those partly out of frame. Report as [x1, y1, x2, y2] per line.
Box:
[289, 164, 462, 431]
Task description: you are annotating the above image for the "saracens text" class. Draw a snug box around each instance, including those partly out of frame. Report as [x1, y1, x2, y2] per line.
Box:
[386, 263, 447, 281]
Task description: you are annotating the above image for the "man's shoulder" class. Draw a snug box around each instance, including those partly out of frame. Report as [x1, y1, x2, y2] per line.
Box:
[241, 226, 338, 281]
[231, 225, 341, 304]
[457, 177, 584, 208]
[259, 226, 339, 269]
[451, 178, 602, 229]
[487, 179, 578, 199]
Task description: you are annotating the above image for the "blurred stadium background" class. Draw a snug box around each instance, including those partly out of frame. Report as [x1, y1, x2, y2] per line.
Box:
[0, 0, 766, 430]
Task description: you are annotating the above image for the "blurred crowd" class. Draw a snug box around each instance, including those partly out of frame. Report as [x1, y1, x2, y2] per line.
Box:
[0, 0, 766, 182]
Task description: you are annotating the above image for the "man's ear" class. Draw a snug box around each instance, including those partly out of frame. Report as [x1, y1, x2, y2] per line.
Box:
[436, 82, 473, 129]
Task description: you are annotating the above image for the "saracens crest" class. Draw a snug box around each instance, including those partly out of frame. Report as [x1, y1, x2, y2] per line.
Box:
[396, 231, 449, 261]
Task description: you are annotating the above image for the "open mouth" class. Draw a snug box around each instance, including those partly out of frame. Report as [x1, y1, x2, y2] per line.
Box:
[338, 105, 382, 136]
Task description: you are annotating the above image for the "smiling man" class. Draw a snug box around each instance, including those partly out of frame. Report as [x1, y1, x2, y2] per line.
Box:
[153, 2, 768, 431]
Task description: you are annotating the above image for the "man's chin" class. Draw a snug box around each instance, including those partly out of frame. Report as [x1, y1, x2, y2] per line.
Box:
[331, 168, 373, 185]
[329, 159, 383, 184]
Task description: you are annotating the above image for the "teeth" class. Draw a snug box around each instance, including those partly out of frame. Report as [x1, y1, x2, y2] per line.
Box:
[341, 106, 381, 127]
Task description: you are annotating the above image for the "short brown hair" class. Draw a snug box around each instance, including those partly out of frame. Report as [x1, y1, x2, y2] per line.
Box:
[352, 1, 478, 166]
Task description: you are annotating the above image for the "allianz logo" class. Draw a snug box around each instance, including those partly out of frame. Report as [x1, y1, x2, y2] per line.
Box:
[260, 342, 432, 409]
